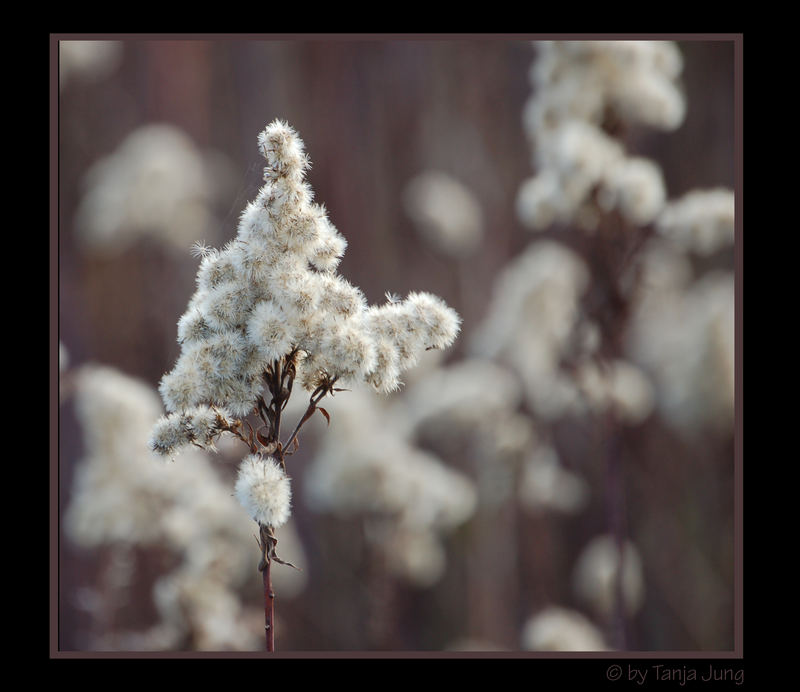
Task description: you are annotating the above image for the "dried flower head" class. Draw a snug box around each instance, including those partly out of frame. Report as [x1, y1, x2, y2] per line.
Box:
[150, 119, 461, 534]
[234, 455, 293, 529]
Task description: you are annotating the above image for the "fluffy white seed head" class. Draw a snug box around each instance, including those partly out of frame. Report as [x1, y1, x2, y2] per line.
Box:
[364, 336, 402, 394]
[154, 118, 461, 431]
[158, 352, 210, 413]
[195, 247, 238, 291]
[257, 120, 310, 186]
[315, 274, 368, 319]
[316, 318, 379, 384]
[148, 412, 193, 457]
[176, 306, 211, 345]
[148, 405, 235, 458]
[234, 455, 292, 528]
[246, 299, 295, 364]
[307, 216, 347, 272]
[404, 291, 462, 350]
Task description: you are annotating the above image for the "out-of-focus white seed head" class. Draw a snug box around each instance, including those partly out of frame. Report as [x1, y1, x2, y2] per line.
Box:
[598, 156, 666, 226]
[521, 607, 608, 651]
[518, 41, 684, 233]
[656, 188, 735, 256]
[403, 171, 484, 258]
[572, 534, 645, 617]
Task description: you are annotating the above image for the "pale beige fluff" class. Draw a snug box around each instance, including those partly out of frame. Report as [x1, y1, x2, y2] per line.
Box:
[517, 41, 683, 232]
[521, 606, 608, 651]
[572, 534, 645, 617]
[403, 171, 484, 257]
[469, 240, 591, 420]
[155, 119, 461, 428]
[74, 124, 225, 254]
[234, 455, 292, 528]
[303, 385, 477, 586]
[656, 188, 735, 256]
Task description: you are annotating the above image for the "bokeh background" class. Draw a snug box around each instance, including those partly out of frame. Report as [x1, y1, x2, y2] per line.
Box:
[55, 36, 739, 653]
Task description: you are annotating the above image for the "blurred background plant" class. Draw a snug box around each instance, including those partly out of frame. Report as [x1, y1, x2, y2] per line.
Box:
[56, 36, 738, 653]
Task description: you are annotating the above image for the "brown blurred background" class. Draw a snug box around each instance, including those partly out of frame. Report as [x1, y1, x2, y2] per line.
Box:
[55, 36, 738, 653]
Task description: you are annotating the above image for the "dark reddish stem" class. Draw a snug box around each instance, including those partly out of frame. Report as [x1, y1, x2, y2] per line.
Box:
[259, 523, 276, 652]
[263, 563, 275, 651]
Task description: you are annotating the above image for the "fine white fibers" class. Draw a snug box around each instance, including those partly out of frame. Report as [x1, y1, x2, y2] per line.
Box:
[155, 119, 460, 451]
[234, 455, 292, 528]
[149, 404, 235, 457]
[246, 300, 295, 363]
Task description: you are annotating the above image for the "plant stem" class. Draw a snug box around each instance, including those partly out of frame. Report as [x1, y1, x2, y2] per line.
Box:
[259, 523, 276, 652]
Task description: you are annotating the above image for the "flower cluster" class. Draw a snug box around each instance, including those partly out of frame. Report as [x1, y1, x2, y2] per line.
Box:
[516, 41, 685, 231]
[150, 119, 461, 531]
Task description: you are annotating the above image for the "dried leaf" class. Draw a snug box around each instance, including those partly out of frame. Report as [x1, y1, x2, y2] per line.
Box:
[317, 406, 331, 426]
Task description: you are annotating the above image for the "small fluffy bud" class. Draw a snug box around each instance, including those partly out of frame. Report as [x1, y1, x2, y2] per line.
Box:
[364, 336, 402, 394]
[195, 247, 238, 291]
[316, 274, 367, 319]
[307, 216, 347, 271]
[158, 355, 209, 413]
[176, 307, 211, 345]
[148, 413, 192, 457]
[318, 319, 378, 382]
[234, 455, 292, 528]
[257, 120, 310, 185]
[246, 300, 295, 363]
[405, 291, 462, 350]
[199, 280, 253, 331]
